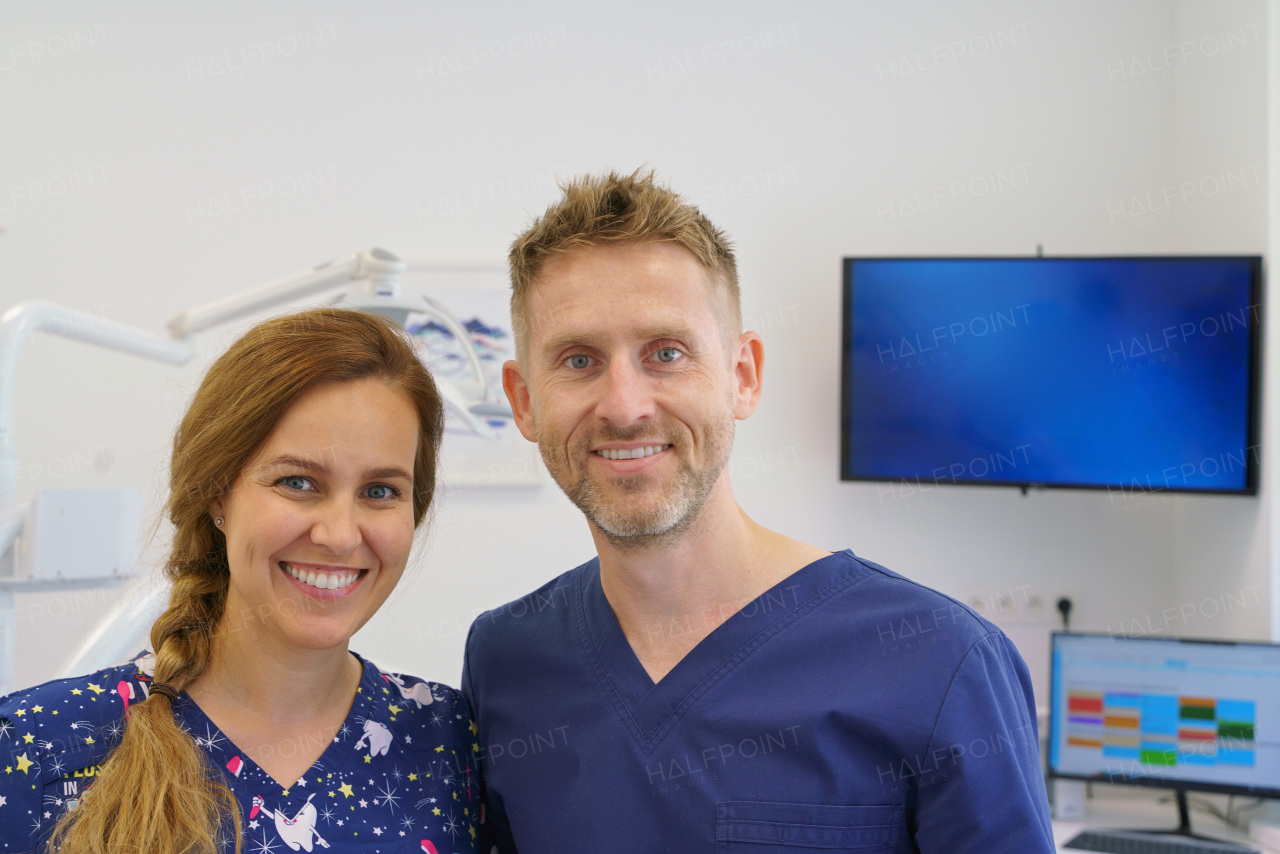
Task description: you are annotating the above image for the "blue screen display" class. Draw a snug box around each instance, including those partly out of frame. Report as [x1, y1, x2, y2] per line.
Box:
[842, 258, 1260, 493]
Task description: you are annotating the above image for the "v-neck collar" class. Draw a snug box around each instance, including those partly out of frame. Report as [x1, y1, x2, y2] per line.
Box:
[574, 549, 871, 751]
[172, 651, 381, 802]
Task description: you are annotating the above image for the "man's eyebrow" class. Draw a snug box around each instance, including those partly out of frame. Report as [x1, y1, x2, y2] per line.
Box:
[539, 326, 701, 360]
[539, 334, 593, 360]
[258, 455, 414, 482]
[636, 325, 699, 343]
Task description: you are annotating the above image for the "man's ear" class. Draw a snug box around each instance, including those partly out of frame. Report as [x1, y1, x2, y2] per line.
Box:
[503, 359, 538, 442]
[732, 331, 764, 420]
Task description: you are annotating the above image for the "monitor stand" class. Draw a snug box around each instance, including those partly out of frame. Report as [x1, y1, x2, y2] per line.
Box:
[1115, 790, 1255, 852]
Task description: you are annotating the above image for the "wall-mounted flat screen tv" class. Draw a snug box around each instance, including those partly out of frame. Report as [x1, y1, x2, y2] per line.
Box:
[841, 257, 1262, 494]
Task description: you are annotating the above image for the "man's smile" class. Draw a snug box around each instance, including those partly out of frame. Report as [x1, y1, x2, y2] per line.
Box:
[593, 444, 672, 461]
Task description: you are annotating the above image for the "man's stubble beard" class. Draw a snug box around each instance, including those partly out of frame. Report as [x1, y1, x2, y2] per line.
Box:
[537, 410, 735, 554]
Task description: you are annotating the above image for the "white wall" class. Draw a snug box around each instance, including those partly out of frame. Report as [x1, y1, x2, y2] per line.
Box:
[1272, 0, 1280, 643]
[1166, 1, 1271, 642]
[0, 0, 1269, 697]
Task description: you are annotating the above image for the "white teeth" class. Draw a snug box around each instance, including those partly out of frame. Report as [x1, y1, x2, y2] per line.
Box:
[598, 445, 668, 461]
[281, 562, 359, 591]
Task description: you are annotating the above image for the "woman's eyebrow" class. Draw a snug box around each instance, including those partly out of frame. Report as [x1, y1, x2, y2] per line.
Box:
[259, 455, 413, 482]
[260, 454, 328, 472]
[365, 466, 414, 482]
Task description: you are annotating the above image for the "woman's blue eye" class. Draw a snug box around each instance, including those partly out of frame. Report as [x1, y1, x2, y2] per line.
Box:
[367, 484, 398, 500]
[566, 354, 592, 369]
[654, 347, 681, 363]
[281, 475, 310, 491]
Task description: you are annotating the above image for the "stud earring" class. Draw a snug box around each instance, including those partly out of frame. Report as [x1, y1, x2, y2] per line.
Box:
[214, 517, 224, 528]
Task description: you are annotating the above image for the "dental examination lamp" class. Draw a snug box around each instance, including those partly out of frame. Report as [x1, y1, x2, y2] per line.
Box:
[0, 248, 507, 694]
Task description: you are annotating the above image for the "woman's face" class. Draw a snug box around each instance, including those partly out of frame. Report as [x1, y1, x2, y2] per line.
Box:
[211, 378, 420, 654]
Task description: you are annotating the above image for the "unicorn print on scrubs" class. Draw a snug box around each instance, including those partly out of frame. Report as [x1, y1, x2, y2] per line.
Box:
[353, 717, 393, 755]
[0, 648, 482, 853]
[0, 308, 479, 854]
[386, 671, 447, 707]
[250, 794, 328, 852]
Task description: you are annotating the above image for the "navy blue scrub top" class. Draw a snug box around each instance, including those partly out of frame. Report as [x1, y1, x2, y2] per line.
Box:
[0, 651, 479, 854]
[463, 550, 1053, 853]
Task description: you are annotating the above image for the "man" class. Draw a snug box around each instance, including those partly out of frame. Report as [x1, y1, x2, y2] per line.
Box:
[463, 169, 1053, 853]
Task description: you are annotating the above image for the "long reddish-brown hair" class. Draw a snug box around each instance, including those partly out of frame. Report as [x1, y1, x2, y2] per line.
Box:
[48, 307, 444, 853]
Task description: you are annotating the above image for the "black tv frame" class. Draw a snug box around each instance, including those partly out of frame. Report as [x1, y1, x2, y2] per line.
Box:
[1047, 631, 1280, 842]
[839, 255, 1264, 496]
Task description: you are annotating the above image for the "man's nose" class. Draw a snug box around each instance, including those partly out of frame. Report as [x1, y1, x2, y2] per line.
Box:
[594, 358, 656, 426]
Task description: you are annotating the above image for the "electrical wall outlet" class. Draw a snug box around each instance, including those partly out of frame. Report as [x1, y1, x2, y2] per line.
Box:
[952, 586, 1076, 710]
[958, 586, 1067, 624]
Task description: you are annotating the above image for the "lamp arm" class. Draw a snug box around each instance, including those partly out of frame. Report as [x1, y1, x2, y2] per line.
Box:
[166, 247, 404, 336]
[0, 247, 403, 504]
[0, 301, 193, 500]
[416, 295, 490, 398]
[0, 248, 408, 694]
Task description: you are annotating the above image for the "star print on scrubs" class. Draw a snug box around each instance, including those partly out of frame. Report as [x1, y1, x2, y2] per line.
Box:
[0, 652, 480, 853]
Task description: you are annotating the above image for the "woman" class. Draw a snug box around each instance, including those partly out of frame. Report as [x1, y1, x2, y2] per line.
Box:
[0, 307, 479, 854]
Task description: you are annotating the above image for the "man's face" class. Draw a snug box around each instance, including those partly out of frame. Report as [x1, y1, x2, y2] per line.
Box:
[504, 241, 760, 549]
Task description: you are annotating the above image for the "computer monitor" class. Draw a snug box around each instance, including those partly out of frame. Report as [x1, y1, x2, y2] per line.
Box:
[1049, 632, 1280, 840]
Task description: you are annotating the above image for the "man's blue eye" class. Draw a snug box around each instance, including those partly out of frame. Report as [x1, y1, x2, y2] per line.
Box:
[654, 347, 681, 363]
[567, 354, 592, 369]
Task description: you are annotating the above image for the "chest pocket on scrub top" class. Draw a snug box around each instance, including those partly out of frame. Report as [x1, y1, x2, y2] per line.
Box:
[716, 801, 902, 853]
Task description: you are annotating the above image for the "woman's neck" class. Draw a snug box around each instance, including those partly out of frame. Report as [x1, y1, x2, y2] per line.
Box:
[186, 617, 362, 726]
[183, 615, 365, 788]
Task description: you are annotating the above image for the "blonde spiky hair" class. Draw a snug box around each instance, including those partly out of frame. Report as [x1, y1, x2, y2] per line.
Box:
[508, 168, 740, 358]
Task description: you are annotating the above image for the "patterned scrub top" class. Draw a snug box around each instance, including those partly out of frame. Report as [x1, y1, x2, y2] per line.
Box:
[0, 651, 480, 854]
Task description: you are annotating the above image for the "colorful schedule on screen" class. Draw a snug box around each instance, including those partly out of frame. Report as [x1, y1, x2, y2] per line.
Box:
[1064, 690, 1255, 767]
[1050, 633, 1280, 796]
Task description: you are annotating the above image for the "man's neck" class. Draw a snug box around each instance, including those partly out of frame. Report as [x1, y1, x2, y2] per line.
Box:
[594, 480, 829, 683]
